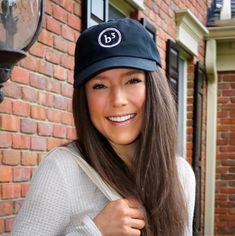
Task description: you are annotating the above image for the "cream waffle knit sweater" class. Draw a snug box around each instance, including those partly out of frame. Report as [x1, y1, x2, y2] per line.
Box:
[11, 144, 196, 236]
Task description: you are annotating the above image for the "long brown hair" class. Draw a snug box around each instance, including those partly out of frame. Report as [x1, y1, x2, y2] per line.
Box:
[72, 67, 188, 235]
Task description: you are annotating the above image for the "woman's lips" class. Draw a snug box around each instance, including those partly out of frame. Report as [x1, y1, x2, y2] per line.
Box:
[106, 113, 136, 123]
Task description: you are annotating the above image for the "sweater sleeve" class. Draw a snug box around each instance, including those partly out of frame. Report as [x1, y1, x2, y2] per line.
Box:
[177, 157, 196, 236]
[11, 150, 102, 236]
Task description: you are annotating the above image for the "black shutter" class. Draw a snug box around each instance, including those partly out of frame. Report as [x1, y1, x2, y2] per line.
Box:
[166, 39, 180, 102]
[192, 62, 205, 236]
[82, 0, 108, 30]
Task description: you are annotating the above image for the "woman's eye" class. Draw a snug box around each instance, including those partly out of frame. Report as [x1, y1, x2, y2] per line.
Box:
[92, 83, 106, 89]
[127, 78, 142, 84]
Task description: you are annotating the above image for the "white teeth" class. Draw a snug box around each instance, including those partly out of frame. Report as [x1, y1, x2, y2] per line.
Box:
[108, 114, 135, 122]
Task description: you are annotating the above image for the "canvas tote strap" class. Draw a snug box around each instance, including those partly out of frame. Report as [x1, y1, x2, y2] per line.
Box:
[58, 147, 121, 201]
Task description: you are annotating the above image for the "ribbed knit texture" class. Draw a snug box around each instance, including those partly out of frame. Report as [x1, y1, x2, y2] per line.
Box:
[11, 144, 195, 236]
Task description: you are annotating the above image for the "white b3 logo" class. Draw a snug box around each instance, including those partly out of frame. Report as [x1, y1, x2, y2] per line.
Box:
[98, 28, 122, 48]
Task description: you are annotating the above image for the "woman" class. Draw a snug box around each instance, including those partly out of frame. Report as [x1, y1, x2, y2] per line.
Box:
[12, 18, 195, 236]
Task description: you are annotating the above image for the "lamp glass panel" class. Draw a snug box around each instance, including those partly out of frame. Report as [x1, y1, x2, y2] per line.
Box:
[0, 0, 41, 50]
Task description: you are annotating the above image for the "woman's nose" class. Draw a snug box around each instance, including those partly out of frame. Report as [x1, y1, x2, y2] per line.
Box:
[110, 87, 128, 108]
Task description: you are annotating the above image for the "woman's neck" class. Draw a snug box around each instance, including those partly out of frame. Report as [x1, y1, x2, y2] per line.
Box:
[110, 140, 139, 168]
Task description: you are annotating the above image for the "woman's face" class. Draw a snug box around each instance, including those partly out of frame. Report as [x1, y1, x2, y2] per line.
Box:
[85, 68, 146, 145]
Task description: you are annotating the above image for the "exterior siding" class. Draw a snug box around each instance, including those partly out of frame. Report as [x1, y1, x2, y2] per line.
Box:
[215, 72, 235, 235]
[0, 1, 81, 233]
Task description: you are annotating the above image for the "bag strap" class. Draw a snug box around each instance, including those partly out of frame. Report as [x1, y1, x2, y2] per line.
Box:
[57, 146, 121, 201]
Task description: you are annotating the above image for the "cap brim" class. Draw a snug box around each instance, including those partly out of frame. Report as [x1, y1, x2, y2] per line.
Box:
[74, 57, 157, 88]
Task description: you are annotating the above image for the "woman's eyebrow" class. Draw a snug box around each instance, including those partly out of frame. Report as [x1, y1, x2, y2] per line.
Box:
[121, 70, 143, 77]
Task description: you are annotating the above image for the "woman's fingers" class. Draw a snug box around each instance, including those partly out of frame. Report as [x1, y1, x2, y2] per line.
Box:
[93, 198, 146, 236]
[128, 207, 145, 219]
[128, 218, 145, 229]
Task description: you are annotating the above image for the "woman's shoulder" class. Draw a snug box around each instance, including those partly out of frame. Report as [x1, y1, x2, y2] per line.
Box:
[37, 142, 84, 177]
[176, 156, 196, 187]
[43, 142, 81, 163]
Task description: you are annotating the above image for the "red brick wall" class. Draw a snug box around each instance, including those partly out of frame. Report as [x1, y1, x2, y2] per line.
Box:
[0, 1, 81, 233]
[215, 72, 235, 235]
[0, 0, 210, 234]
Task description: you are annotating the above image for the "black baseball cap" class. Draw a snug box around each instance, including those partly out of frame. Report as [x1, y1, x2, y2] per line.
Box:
[74, 18, 161, 88]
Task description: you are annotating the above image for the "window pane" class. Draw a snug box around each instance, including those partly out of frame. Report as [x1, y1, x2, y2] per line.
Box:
[108, 4, 125, 19]
[91, 0, 104, 21]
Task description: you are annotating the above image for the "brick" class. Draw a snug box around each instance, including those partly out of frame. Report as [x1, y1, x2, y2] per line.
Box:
[54, 36, 68, 53]
[62, 25, 74, 42]
[21, 183, 30, 197]
[30, 73, 47, 90]
[13, 167, 31, 182]
[0, 201, 13, 216]
[46, 16, 61, 34]
[5, 217, 15, 232]
[47, 78, 61, 93]
[61, 55, 74, 70]
[11, 67, 30, 84]
[61, 83, 73, 98]
[68, 70, 74, 84]
[20, 55, 38, 72]
[21, 118, 37, 134]
[12, 134, 30, 149]
[53, 96, 67, 112]
[0, 99, 12, 114]
[31, 136, 47, 151]
[3, 81, 22, 99]
[67, 127, 76, 140]
[38, 123, 53, 136]
[45, 48, 61, 64]
[21, 151, 38, 166]
[222, 90, 235, 96]
[37, 60, 53, 77]
[0, 219, 4, 233]
[68, 41, 76, 56]
[74, 2, 81, 16]
[29, 42, 46, 58]
[67, 99, 72, 112]
[0, 114, 20, 131]
[53, 125, 67, 138]
[53, 5, 68, 23]
[54, 65, 67, 81]
[223, 75, 235, 81]
[47, 109, 62, 123]
[220, 188, 235, 194]
[48, 138, 66, 150]
[219, 215, 235, 221]
[0, 166, 12, 182]
[12, 101, 30, 117]
[68, 14, 81, 30]
[45, 0, 52, 15]
[38, 92, 54, 107]
[2, 183, 21, 199]
[219, 146, 235, 152]
[38, 29, 53, 47]
[22, 87, 37, 102]
[2, 150, 20, 165]
[63, 0, 74, 12]
[62, 112, 74, 125]
[31, 105, 47, 120]
[0, 132, 12, 148]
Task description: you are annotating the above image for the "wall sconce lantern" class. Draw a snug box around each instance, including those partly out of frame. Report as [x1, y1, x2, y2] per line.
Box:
[0, 0, 44, 103]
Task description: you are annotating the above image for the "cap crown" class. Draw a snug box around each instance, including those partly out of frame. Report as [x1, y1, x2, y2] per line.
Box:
[74, 18, 161, 87]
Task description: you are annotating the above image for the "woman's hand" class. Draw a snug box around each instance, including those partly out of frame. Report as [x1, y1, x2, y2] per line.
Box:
[93, 198, 145, 236]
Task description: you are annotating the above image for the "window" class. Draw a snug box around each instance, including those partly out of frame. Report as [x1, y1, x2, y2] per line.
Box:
[166, 40, 187, 159]
[82, 0, 136, 30]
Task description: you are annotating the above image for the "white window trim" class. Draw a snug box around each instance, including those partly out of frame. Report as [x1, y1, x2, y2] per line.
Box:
[178, 57, 187, 159]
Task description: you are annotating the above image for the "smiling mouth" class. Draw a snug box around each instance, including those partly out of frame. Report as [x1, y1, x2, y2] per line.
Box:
[107, 113, 136, 122]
